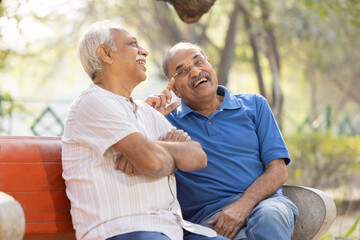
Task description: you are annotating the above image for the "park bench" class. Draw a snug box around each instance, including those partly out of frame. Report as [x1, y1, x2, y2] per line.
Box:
[0, 136, 336, 240]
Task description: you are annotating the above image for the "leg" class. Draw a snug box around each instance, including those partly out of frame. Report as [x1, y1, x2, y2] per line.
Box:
[184, 229, 229, 240]
[245, 193, 299, 240]
[107, 231, 171, 240]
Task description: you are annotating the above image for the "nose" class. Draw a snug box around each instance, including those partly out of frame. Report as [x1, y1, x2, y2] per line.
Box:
[138, 45, 148, 57]
[188, 64, 201, 77]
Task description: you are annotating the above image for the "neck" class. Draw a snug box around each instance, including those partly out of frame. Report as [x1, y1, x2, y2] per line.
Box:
[190, 94, 223, 118]
[93, 74, 133, 99]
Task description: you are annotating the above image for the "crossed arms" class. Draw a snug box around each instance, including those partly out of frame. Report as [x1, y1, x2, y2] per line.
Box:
[113, 127, 207, 177]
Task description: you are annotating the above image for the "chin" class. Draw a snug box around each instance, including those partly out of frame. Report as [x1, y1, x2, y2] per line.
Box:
[138, 73, 147, 81]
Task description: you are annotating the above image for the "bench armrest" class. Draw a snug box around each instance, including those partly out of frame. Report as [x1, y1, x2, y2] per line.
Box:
[283, 185, 337, 240]
[0, 191, 25, 240]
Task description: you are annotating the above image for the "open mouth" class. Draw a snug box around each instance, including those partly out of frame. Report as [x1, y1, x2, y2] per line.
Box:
[136, 55, 146, 66]
[193, 78, 208, 88]
[136, 59, 146, 65]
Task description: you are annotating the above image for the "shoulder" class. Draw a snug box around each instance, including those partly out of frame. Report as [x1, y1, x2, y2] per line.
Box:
[232, 93, 267, 106]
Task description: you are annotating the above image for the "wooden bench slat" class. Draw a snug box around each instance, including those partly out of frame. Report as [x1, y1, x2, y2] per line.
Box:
[8, 191, 72, 222]
[0, 136, 61, 163]
[0, 163, 65, 191]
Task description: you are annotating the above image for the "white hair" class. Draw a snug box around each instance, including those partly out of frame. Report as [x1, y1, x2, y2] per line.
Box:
[78, 20, 119, 80]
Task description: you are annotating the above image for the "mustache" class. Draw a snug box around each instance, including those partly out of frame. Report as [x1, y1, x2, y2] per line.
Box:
[189, 72, 211, 87]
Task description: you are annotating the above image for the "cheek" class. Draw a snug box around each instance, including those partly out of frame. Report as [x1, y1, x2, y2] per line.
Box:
[174, 81, 188, 97]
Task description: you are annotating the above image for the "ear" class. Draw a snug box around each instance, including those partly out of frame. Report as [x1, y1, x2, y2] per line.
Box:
[97, 45, 113, 64]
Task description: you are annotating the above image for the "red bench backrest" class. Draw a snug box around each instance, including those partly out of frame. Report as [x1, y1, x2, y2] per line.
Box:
[0, 136, 76, 239]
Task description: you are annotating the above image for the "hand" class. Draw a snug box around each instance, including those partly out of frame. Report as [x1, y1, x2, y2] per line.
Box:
[114, 154, 138, 175]
[208, 200, 252, 239]
[145, 78, 180, 116]
[159, 127, 191, 142]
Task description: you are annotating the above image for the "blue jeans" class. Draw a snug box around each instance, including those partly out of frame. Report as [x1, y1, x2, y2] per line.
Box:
[198, 193, 299, 240]
[107, 230, 229, 240]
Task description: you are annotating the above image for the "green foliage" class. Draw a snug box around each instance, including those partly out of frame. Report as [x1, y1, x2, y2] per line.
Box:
[344, 216, 360, 238]
[285, 132, 360, 188]
[320, 216, 360, 239]
[0, 92, 14, 117]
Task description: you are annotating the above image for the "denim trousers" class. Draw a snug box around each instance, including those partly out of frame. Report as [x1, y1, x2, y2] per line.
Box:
[198, 193, 299, 240]
[107, 230, 229, 240]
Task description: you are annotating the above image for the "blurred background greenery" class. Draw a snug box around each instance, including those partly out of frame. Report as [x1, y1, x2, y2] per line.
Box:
[0, 0, 359, 238]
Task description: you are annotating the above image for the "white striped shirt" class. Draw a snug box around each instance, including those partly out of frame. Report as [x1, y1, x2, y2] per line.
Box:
[62, 84, 216, 240]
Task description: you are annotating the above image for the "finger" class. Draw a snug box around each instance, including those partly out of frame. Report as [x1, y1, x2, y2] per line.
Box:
[158, 93, 167, 108]
[172, 129, 184, 141]
[222, 226, 233, 239]
[186, 135, 192, 141]
[213, 216, 226, 235]
[133, 168, 139, 175]
[178, 131, 188, 142]
[145, 95, 161, 108]
[164, 127, 177, 141]
[153, 96, 163, 109]
[165, 78, 176, 92]
[227, 225, 241, 240]
[124, 160, 135, 175]
[208, 214, 219, 226]
[115, 155, 126, 171]
[164, 102, 181, 116]
[163, 89, 172, 104]
[160, 78, 175, 104]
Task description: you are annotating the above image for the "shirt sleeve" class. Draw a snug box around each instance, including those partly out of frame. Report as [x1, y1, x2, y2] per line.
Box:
[72, 91, 140, 157]
[254, 94, 291, 166]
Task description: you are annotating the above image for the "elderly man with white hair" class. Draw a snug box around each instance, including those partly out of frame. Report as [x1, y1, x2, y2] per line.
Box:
[62, 21, 228, 240]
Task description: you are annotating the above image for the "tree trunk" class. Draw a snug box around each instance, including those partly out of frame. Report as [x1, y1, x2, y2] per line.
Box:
[217, 2, 240, 86]
[260, 0, 283, 128]
[153, 1, 184, 44]
[242, 13, 267, 98]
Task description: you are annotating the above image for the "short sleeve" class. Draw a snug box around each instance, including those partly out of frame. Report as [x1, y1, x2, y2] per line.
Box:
[71, 91, 140, 156]
[254, 95, 290, 166]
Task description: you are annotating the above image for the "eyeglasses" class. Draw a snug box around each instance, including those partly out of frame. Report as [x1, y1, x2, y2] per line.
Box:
[172, 57, 207, 79]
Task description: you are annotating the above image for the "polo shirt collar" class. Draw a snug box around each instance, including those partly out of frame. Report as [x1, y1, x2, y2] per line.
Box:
[176, 85, 242, 118]
[217, 85, 242, 110]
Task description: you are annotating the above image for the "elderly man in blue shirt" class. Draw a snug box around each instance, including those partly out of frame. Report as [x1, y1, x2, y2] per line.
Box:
[145, 42, 299, 240]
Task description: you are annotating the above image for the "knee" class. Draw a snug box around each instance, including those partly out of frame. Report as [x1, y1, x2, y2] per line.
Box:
[249, 201, 296, 228]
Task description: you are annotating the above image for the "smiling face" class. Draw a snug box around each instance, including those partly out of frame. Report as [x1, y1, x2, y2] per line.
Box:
[167, 46, 218, 107]
[110, 28, 148, 84]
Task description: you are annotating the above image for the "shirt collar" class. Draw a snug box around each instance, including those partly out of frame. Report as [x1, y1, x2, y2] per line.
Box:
[176, 85, 242, 118]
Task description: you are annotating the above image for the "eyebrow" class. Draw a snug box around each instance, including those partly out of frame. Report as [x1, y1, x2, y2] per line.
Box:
[174, 54, 201, 72]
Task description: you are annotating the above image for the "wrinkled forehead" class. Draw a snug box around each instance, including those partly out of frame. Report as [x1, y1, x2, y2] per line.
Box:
[110, 27, 132, 39]
[168, 47, 204, 71]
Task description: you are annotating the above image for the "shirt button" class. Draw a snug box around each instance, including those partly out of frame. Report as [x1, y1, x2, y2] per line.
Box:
[208, 121, 211, 125]
[126, 99, 129, 102]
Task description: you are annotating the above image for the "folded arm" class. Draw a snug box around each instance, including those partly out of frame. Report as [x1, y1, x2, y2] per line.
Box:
[113, 128, 207, 177]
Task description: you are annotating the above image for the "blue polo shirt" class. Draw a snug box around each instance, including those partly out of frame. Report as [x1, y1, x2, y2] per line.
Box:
[166, 86, 290, 224]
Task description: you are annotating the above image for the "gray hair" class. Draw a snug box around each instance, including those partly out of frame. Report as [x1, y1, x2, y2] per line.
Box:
[162, 42, 207, 79]
[78, 20, 119, 80]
